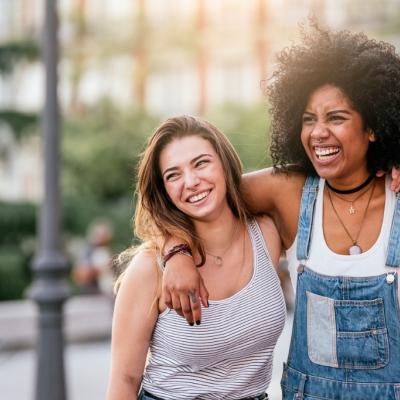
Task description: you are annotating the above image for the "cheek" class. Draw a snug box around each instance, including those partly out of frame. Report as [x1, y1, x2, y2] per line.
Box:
[164, 184, 180, 204]
[300, 129, 310, 151]
[344, 132, 370, 154]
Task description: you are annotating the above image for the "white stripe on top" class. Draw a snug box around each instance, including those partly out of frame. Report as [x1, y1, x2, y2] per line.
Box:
[142, 219, 286, 400]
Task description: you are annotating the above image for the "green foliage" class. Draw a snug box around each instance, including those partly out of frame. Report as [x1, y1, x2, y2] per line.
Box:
[0, 202, 35, 300]
[0, 247, 29, 300]
[206, 102, 272, 172]
[0, 110, 38, 139]
[0, 40, 40, 75]
[0, 201, 36, 245]
[62, 101, 159, 202]
[0, 40, 39, 139]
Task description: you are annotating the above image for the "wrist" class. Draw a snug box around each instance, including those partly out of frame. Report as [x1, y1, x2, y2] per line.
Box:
[163, 243, 192, 267]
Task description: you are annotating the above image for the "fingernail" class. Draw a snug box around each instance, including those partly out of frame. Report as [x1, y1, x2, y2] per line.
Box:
[189, 322, 194, 326]
[195, 320, 201, 325]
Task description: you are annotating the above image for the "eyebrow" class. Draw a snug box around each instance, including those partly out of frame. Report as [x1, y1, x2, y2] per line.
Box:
[303, 109, 352, 116]
[162, 153, 212, 177]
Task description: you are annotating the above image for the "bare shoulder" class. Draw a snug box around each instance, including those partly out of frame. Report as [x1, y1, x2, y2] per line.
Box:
[117, 248, 161, 301]
[254, 215, 282, 270]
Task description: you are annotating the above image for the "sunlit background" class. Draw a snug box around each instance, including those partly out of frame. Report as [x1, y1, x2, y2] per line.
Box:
[1, 1, 400, 399]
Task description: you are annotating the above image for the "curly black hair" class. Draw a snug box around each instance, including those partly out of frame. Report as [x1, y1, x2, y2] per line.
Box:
[268, 23, 400, 175]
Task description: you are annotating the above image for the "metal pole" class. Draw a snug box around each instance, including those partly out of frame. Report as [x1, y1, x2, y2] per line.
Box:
[28, 1, 70, 399]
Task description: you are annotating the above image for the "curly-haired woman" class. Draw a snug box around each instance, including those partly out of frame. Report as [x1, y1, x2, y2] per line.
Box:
[162, 25, 400, 399]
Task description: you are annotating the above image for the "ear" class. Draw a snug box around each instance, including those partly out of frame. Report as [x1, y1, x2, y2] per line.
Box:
[368, 129, 377, 142]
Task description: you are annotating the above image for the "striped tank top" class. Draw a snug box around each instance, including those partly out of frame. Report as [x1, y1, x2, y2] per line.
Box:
[142, 219, 286, 400]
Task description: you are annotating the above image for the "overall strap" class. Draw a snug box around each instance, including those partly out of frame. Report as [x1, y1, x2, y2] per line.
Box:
[385, 193, 400, 268]
[296, 175, 320, 261]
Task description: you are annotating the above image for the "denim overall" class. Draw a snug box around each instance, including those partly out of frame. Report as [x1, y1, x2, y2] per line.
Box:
[281, 176, 400, 400]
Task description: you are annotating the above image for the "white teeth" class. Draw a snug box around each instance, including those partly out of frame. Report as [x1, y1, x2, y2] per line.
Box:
[315, 146, 340, 159]
[188, 191, 209, 203]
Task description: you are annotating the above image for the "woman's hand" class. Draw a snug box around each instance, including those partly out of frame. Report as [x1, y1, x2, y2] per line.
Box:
[162, 253, 209, 325]
[376, 167, 400, 191]
[390, 167, 400, 192]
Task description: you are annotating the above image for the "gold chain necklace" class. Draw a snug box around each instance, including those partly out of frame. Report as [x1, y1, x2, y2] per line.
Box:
[205, 222, 240, 266]
[327, 179, 376, 255]
[329, 182, 374, 215]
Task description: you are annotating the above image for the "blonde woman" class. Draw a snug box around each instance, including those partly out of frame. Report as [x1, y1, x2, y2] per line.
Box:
[106, 116, 286, 400]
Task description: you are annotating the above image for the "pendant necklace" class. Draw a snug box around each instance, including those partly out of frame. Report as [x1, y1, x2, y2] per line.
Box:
[329, 183, 373, 215]
[327, 179, 376, 255]
[205, 223, 241, 266]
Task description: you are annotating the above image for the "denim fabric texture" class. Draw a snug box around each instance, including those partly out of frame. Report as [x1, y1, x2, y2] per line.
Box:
[138, 390, 154, 400]
[296, 175, 320, 262]
[139, 390, 164, 400]
[282, 176, 400, 400]
[386, 192, 400, 267]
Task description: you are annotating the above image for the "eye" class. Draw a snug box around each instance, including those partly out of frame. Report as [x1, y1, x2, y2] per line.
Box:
[165, 172, 180, 182]
[329, 115, 346, 122]
[195, 159, 210, 168]
[302, 115, 315, 124]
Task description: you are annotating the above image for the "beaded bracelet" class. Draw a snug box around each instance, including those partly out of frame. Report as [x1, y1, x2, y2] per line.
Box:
[162, 243, 192, 267]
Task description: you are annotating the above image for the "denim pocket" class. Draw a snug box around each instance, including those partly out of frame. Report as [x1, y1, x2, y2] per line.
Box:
[307, 291, 338, 367]
[335, 298, 389, 369]
[306, 291, 389, 369]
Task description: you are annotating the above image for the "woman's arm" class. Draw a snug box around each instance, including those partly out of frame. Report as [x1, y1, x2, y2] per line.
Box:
[106, 250, 160, 400]
[162, 168, 303, 324]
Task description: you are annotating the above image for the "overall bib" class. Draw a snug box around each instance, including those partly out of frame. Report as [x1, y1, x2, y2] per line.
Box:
[281, 176, 400, 400]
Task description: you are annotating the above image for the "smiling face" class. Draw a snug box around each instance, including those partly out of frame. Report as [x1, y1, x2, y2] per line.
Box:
[301, 84, 375, 187]
[159, 135, 229, 222]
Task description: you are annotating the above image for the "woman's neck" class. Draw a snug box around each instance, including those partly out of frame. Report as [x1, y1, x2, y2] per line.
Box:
[194, 208, 241, 253]
[325, 169, 372, 194]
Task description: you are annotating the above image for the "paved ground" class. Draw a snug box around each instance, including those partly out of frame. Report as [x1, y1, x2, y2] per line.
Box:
[0, 296, 292, 400]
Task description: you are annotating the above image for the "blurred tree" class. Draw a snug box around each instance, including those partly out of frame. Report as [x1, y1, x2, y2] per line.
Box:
[0, 40, 39, 75]
[62, 100, 159, 201]
[0, 40, 40, 300]
[63, 100, 272, 204]
[0, 40, 40, 139]
[206, 102, 272, 172]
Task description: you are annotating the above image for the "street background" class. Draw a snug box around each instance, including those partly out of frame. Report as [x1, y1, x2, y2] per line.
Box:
[1, 1, 400, 399]
[0, 295, 293, 400]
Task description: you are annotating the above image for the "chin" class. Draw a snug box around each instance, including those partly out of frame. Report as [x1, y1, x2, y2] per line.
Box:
[312, 164, 339, 180]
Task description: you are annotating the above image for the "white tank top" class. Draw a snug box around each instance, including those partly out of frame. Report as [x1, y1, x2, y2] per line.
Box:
[142, 219, 286, 400]
[286, 176, 396, 292]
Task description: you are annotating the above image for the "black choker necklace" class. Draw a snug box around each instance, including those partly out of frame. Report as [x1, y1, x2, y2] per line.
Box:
[326, 174, 374, 195]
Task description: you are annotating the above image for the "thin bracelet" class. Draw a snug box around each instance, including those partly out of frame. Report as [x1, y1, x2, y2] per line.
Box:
[162, 244, 192, 267]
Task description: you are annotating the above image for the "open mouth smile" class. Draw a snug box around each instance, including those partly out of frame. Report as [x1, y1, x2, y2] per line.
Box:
[314, 146, 341, 161]
[187, 190, 211, 203]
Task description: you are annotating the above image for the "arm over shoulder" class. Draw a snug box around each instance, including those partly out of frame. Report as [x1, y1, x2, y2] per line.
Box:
[243, 169, 305, 249]
[242, 168, 305, 216]
[107, 249, 160, 400]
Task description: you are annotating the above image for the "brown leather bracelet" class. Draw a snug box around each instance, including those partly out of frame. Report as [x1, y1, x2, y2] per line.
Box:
[162, 244, 192, 267]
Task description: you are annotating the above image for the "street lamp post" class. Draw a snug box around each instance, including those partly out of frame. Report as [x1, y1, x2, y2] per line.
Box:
[28, 1, 70, 399]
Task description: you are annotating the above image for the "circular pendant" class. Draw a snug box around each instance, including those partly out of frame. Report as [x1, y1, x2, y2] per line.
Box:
[214, 256, 223, 266]
[349, 245, 362, 255]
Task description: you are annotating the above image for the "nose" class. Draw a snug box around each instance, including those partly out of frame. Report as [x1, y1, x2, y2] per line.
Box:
[310, 121, 330, 142]
[184, 169, 200, 189]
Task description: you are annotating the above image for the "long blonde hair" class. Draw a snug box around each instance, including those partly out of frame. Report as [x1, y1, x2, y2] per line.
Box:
[115, 115, 250, 291]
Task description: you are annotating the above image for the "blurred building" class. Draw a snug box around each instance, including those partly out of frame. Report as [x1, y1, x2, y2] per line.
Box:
[1, 0, 400, 201]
